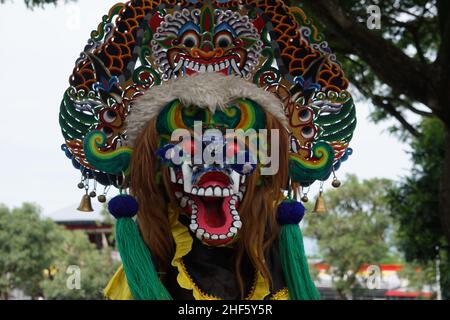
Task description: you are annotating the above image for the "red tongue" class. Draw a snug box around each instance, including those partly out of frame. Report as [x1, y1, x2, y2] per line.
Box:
[203, 198, 226, 227]
[188, 194, 235, 245]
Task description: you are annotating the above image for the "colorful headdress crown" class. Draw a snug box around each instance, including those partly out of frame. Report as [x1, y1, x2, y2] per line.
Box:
[59, 0, 356, 195]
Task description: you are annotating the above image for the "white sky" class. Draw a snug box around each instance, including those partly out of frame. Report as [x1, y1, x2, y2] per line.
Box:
[0, 0, 413, 216]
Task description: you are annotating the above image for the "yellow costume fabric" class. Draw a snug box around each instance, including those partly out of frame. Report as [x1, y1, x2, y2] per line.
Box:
[104, 207, 289, 300]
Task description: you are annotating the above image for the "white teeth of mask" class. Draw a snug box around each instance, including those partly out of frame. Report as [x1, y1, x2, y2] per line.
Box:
[169, 167, 176, 183]
[181, 162, 193, 193]
[205, 187, 213, 196]
[180, 196, 189, 208]
[214, 186, 222, 197]
[231, 171, 240, 194]
[175, 192, 183, 199]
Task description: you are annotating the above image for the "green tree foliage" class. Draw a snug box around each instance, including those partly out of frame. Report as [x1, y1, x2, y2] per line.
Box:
[388, 117, 450, 298]
[304, 175, 396, 299]
[398, 260, 436, 296]
[0, 203, 118, 300]
[40, 230, 118, 300]
[0, 203, 63, 299]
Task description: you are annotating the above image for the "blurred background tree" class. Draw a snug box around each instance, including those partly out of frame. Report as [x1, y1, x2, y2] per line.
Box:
[40, 230, 118, 300]
[387, 117, 450, 298]
[0, 203, 63, 299]
[304, 175, 397, 299]
[398, 260, 437, 296]
[0, 203, 117, 300]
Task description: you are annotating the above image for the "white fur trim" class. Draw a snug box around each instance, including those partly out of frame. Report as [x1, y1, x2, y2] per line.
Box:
[126, 73, 287, 146]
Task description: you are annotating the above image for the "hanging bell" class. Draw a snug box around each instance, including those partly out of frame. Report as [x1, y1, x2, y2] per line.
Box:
[332, 178, 341, 188]
[98, 194, 107, 203]
[77, 193, 94, 212]
[313, 191, 327, 214]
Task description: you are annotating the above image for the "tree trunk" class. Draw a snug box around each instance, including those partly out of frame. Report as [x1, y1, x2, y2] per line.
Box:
[439, 125, 450, 246]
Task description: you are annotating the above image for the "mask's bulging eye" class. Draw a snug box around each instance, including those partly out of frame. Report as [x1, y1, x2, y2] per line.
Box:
[102, 109, 117, 123]
[299, 109, 313, 123]
[224, 141, 240, 159]
[181, 138, 198, 156]
[215, 32, 233, 49]
[301, 126, 315, 139]
[101, 126, 114, 138]
[181, 31, 199, 48]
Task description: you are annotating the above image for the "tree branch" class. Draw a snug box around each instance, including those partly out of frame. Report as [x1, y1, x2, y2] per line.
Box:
[372, 95, 421, 138]
[411, 28, 427, 64]
[347, 72, 421, 137]
[299, 0, 435, 111]
[390, 97, 434, 117]
[343, 54, 433, 117]
[436, 0, 450, 64]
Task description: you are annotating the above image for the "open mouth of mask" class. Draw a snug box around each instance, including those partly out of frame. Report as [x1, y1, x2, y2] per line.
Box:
[170, 162, 249, 246]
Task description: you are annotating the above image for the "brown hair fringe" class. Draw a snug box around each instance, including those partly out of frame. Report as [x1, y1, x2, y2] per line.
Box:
[129, 112, 289, 298]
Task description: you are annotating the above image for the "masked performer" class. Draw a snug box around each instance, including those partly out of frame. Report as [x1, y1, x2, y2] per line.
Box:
[59, 0, 356, 300]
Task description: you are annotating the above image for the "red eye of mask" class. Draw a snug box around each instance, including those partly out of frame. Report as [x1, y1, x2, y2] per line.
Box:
[225, 141, 240, 159]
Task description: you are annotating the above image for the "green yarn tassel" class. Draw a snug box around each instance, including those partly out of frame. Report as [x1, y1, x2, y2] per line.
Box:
[116, 218, 172, 300]
[279, 224, 321, 300]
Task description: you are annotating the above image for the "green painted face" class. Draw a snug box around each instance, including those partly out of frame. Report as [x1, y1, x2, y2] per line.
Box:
[156, 98, 267, 145]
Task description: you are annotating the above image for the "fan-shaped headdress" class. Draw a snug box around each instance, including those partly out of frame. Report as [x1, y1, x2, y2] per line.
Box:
[60, 0, 355, 193]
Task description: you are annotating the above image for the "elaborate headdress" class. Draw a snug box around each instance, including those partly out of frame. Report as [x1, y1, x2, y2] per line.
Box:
[59, 0, 356, 300]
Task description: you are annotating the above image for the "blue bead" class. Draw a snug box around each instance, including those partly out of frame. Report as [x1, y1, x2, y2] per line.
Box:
[277, 200, 305, 225]
[108, 194, 139, 219]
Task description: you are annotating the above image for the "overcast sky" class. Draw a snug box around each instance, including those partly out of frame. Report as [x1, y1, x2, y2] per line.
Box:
[0, 0, 414, 216]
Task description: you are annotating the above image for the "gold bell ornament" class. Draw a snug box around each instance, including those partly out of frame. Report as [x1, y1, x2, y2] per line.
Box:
[313, 183, 327, 214]
[77, 191, 94, 212]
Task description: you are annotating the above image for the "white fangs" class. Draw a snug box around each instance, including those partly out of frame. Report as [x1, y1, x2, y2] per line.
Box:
[169, 168, 176, 183]
[189, 185, 234, 198]
[179, 57, 245, 76]
[173, 58, 184, 73]
[230, 59, 243, 76]
[180, 196, 189, 208]
[175, 192, 183, 199]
